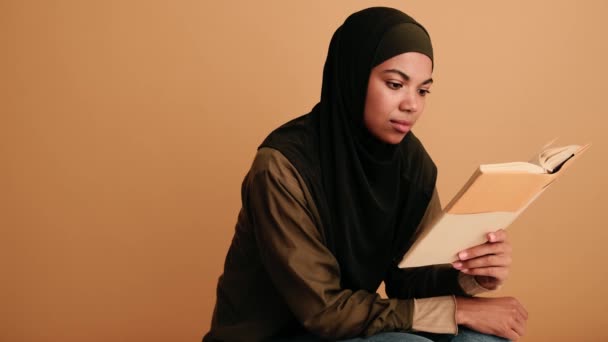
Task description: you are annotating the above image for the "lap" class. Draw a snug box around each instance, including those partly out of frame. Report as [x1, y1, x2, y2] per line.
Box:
[276, 332, 433, 342]
[338, 332, 434, 341]
[406, 327, 509, 342]
[275, 327, 509, 342]
[448, 327, 509, 342]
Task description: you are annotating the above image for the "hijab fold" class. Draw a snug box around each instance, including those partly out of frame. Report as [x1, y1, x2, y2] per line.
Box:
[260, 7, 437, 292]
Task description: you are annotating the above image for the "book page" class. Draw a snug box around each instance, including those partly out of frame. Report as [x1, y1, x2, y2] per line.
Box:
[528, 137, 559, 166]
[539, 145, 579, 173]
[480, 162, 544, 174]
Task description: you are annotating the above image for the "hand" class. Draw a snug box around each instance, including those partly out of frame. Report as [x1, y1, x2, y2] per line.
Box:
[452, 229, 512, 290]
[455, 296, 528, 340]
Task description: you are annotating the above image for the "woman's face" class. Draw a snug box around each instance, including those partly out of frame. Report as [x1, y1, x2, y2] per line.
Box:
[363, 52, 433, 144]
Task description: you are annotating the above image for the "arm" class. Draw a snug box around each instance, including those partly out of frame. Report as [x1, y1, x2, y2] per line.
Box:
[245, 148, 414, 339]
[449, 211, 528, 340]
[383, 181, 527, 340]
[385, 188, 490, 300]
[384, 187, 489, 334]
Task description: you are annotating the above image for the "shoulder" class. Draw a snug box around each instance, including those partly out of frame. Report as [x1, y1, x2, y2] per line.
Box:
[250, 147, 302, 181]
[244, 147, 323, 231]
[246, 147, 309, 204]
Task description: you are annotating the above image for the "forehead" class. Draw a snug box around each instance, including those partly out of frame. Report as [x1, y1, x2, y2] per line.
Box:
[372, 52, 433, 78]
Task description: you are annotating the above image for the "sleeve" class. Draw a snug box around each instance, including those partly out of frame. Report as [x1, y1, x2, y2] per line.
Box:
[412, 297, 457, 334]
[244, 148, 414, 339]
[458, 272, 493, 295]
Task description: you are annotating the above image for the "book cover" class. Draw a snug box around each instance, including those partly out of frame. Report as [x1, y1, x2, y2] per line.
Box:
[398, 142, 591, 268]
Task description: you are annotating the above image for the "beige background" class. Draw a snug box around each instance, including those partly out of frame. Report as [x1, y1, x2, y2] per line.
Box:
[2, 1, 607, 341]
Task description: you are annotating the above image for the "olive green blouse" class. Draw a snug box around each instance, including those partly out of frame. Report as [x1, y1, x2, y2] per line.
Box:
[204, 148, 489, 341]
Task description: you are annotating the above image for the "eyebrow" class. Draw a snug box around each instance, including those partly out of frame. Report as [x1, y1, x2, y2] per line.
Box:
[382, 69, 433, 85]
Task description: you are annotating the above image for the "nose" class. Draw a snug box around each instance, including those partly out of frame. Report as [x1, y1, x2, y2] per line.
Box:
[399, 89, 418, 113]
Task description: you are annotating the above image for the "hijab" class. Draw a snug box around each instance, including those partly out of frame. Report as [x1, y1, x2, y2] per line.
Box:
[260, 7, 437, 292]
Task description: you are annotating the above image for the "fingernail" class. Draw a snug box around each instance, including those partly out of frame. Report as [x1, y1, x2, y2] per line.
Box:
[459, 252, 468, 260]
[453, 262, 462, 269]
[489, 233, 496, 242]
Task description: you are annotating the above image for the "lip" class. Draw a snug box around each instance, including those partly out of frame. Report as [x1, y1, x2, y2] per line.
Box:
[390, 119, 412, 133]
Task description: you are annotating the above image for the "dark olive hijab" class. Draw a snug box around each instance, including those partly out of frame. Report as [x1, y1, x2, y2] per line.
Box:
[260, 7, 437, 292]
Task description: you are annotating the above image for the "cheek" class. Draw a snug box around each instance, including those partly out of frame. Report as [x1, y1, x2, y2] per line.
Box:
[364, 84, 391, 121]
[417, 98, 427, 115]
[364, 100, 383, 132]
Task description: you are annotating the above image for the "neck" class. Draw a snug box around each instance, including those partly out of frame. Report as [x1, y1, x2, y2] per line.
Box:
[357, 128, 400, 163]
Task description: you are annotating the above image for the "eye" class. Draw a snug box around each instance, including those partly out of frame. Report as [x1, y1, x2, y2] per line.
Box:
[418, 89, 431, 97]
[386, 81, 403, 90]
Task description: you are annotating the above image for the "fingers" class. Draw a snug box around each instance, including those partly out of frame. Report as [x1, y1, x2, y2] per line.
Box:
[457, 239, 512, 262]
[503, 329, 521, 341]
[453, 254, 511, 284]
[457, 229, 510, 261]
[515, 300, 529, 321]
[495, 298, 528, 340]
[487, 229, 508, 243]
[453, 254, 511, 270]
[509, 308, 528, 339]
[456, 296, 527, 341]
[454, 229, 514, 288]
[507, 297, 528, 338]
[512, 316, 527, 337]
[521, 305, 529, 320]
[459, 266, 509, 281]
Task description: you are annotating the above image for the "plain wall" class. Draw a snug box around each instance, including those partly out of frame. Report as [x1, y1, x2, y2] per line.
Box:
[2, 1, 607, 341]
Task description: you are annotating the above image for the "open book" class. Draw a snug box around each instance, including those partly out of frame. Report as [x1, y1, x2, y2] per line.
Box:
[398, 139, 591, 268]
[479, 138, 580, 174]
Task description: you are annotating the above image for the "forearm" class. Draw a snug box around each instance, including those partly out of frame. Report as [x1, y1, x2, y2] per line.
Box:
[385, 264, 468, 299]
[298, 289, 415, 338]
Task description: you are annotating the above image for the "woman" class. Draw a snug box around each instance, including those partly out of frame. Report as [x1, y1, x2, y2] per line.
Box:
[204, 7, 527, 341]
